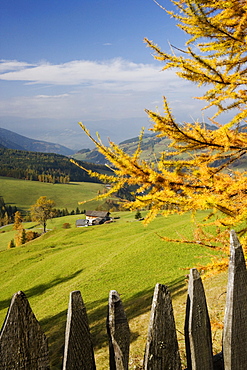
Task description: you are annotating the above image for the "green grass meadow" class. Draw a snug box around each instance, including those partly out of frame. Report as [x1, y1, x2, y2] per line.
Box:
[0, 210, 227, 369]
[0, 176, 105, 213]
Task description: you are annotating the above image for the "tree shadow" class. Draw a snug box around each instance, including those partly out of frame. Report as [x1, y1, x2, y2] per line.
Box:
[63, 183, 80, 186]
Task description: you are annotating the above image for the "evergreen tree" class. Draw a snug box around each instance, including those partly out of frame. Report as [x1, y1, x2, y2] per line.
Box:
[3, 212, 10, 225]
[135, 210, 142, 220]
[21, 228, 26, 245]
[0, 196, 6, 220]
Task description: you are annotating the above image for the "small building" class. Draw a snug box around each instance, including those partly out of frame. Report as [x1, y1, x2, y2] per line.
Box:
[75, 219, 89, 227]
[85, 211, 111, 225]
[92, 217, 104, 225]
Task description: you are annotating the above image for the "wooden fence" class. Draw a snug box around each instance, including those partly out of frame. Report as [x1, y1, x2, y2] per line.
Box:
[0, 229, 246, 369]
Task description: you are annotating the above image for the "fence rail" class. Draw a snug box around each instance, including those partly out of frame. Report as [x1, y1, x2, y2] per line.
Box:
[0, 229, 246, 369]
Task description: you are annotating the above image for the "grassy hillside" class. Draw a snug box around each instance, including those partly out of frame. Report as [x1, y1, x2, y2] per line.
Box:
[73, 130, 247, 169]
[0, 176, 106, 213]
[0, 211, 227, 369]
[73, 134, 172, 164]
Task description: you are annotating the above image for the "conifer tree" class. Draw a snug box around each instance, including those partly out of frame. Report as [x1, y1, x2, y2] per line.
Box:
[21, 228, 26, 245]
[14, 225, 24, 247]
[13, 211, 25, 247]
[13, 211, 23, 230]
[3, 212, 10, 226]
[135, 210, 142, 220]
[72, 0, 247, 268]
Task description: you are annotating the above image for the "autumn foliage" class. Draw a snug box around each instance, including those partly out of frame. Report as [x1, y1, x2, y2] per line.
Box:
[30, 196, 56, 233]
[72, 0, 247, 271]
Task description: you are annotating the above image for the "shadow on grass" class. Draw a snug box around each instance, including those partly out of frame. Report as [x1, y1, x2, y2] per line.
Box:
[40, 309, 67, 370]
[25, 223, 41, 230]
[0, 269, 83, 312]
[39, 275, 187, 369]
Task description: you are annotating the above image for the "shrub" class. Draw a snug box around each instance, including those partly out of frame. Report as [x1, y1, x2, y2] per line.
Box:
[135, 210, 142, 219]
[26, 231, 41, 242]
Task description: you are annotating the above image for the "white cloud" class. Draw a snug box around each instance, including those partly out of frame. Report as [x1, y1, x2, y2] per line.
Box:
[0, 58, 200, 120]
[35, 94, 69, 99]
[0, 58, 210, 148]
[0, 59, 35, 73]
[0, 58, 174, 87]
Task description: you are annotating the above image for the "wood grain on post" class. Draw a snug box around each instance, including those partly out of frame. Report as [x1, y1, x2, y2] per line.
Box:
[0, 291, 50, 369]
[184, 269, 213, 370]
[143, 283, 181, 370]
[107, 290, 130, 370]
[222, 230, 247, 370]
[63, 290, 96, 370]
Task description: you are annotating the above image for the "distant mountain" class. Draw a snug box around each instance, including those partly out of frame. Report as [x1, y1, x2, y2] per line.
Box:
[75, 148, 109, 164]
[0, 127, 74, 156]
[73, 132, 171, 164]
[72, 123, 246, 170]
[119, 132, 157, 145]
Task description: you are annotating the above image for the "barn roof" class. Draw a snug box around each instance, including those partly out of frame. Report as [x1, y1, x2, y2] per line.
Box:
[76, 219, 88, 226]
[85, 211, 110, 218]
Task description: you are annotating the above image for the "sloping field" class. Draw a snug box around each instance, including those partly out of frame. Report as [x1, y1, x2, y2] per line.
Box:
[0, 176, 105, 213]
[0, 211, 227, 369]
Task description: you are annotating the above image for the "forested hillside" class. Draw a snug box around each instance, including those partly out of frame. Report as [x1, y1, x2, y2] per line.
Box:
[0, 148, 112, 183]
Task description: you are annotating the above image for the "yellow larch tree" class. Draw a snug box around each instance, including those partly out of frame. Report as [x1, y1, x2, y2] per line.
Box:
[30, 196, 56, 234]
[72, 0, 247, 271]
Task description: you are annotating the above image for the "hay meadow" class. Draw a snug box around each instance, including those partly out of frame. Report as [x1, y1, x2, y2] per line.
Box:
[0, 177, 228, 369]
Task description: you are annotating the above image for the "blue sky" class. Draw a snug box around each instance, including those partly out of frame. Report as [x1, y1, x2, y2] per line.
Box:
[0, 0, 206, 150]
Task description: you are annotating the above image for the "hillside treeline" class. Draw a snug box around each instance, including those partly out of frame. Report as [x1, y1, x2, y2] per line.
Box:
[0, 148, 112, 183]
[0, 194, 85, 226]
[0, 196, 17, 226]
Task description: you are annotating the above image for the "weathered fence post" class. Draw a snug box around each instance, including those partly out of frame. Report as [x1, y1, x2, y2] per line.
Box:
[1, 230, 247, 369]
[143, 283, 181, 370]
[107, 290, 130, 370]
[222, 230, 247, 369]
[0, 291, 50, 369]
[63, 290, 96, 370]
[184, 268, 214, 370]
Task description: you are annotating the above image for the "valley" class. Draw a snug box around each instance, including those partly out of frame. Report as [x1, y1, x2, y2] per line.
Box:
[0, 210, 226, 369]
[0, 127, 235, 368]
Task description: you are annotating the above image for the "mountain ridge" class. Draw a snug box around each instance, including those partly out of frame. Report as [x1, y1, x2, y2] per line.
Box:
[0, 127, 74, 156]
[73, 131, 171, 164]
[72, 123, 247, 170]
